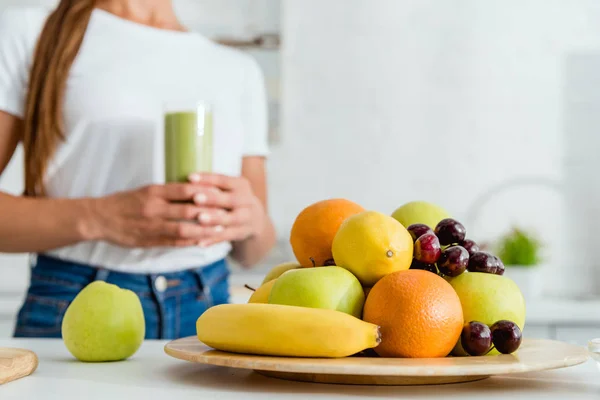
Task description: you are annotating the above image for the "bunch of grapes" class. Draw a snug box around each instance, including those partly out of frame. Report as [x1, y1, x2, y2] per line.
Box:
[407, 218, 505, 277]
[461, 320, 522, 356]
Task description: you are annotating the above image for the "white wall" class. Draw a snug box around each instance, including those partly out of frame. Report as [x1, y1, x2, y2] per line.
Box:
[274, 0, 600, 297]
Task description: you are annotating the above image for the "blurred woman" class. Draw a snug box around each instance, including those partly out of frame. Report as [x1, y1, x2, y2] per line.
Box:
[0, 0, 275, 339]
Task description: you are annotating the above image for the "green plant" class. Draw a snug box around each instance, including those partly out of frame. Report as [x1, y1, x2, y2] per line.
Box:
[496, 227, 542, 267]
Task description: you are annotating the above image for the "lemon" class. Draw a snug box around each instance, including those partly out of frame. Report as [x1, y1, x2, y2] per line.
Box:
[248, 279, 277, 303]
[391, 200, 450, 230]
[332, 211, 413, 286]
[261, 262, 301, 285]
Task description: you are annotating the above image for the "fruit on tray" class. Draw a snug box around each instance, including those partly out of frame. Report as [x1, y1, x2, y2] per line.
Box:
[490, 320, 523, 354]
[62, 281, 145, 362]
[391, 200, 451, 231]
[261, 261, 301, 284]
[403, 216, 507, 281]
[461, 319, 523, 356]
[409, 259, 438, 273]
[407, 223, 434, 242]
[290, 199, 365, 268]
[268, 266, 365, 318]
[248, 279, 277, 304]
[459, 239, 480, 256]
[206, 198, 530, 361]
[332, 211, 413, 286]
[362, 269, 463, 358]
[493, 256, 506, 276]
[450, 272, 526, 356]
[461, 321, 492, 356]
[413, 233, 441, 264]
[196, 303, 381, 358]
[468, 251, 499, 274]
[434, 218, 466, 246]
[437, 245, 469, 277]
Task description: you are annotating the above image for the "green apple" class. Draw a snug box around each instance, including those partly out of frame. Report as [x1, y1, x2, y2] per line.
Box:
[268, 266, 365, 318]
[62, 281, 145, 362]
[391, 200, 451, 230]
[261, 261, 301, 285]
[449, 272, 526, 356]
[248, 279, 276, 303]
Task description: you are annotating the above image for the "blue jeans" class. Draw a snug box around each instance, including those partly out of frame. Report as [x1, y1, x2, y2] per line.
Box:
[13, 255, 230, 339]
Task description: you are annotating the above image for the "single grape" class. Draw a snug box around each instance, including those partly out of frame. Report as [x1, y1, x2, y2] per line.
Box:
[460, 239, 480, 256]
[410, 259, 438, 274]
[467, 251, 497, 274]
[493, 256, 505, 275]
[490, 320, 522, 354]
[407, 223, 434, 242]
[414, 233, 442, 264]
[437, 245, 469, 277]
[461, 321, 492, 356]
[434, 218, 467, 246]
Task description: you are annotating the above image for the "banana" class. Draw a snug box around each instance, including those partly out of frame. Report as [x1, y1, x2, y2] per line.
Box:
[196, 303, 381, 358]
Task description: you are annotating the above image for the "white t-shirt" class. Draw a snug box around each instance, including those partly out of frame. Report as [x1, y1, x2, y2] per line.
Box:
[0, 6, 269, 273]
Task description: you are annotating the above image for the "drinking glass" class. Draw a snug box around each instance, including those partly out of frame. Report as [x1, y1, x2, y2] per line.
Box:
[163, 101, 213, 183]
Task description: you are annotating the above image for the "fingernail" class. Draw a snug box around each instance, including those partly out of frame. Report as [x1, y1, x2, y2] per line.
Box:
[199, 213, 211, 223]
[188, 173, 201, 183]
[214, 225, 224, 233]
[194, 193, 207, 204]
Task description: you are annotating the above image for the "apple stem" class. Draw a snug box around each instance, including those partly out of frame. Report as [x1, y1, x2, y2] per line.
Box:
[244, 284, 256, 292]
[310, 257, 316, 267]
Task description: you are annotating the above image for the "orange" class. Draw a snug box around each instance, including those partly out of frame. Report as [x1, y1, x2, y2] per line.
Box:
[363, 270, 463, 358]
[290, 199, 365, 268]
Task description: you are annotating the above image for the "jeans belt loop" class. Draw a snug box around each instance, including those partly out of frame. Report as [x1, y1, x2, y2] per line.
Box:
[193, 268, 213, 307]
[94, 268, 110, 282]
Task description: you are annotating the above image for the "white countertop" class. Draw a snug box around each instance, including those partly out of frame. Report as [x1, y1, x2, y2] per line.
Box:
[1, 339, 599, 399]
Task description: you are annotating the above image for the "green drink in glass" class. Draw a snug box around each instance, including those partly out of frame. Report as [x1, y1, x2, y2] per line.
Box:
[164, 102, 213, 183]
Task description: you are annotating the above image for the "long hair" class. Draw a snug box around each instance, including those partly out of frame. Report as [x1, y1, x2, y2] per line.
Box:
[22, 0, 95, 196]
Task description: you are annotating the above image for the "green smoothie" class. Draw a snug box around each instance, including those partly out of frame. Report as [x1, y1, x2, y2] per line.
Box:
[164, 110, 213, 183]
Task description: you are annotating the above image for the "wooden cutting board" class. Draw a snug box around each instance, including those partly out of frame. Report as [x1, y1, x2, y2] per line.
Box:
[0, 348, 38, 385]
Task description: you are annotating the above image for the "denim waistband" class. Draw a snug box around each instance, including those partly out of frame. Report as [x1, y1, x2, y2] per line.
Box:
[31, 254, 229, 294]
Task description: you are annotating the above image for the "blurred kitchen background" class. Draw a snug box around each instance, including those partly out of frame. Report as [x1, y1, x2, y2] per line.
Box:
[1, 0, 599, 343]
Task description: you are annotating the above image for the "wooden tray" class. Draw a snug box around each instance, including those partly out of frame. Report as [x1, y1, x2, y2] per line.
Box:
[164, 337, 590, 386]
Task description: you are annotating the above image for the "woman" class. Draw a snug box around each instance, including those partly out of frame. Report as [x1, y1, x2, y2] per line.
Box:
[0, 0, 275, 339]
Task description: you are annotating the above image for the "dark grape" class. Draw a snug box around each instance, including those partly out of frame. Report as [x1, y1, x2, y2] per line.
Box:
[460, 239, 480, 256]
[353, 348, 380, 357]
[407, 223, 433, 242]
[414, 233, 442, 264]
[493, 256, 505, 276]
[490, 320, 522, 354]
[434, 218, 467, 245]
[410, 259, 438, 274]
[467, 251, 497, 274]
[461, 321, 492, 356]
[437, 245, 469, 277]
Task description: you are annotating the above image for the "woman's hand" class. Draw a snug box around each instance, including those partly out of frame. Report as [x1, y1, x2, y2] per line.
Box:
[188, 172, 267, 248]
[87, 183, 223, 248]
